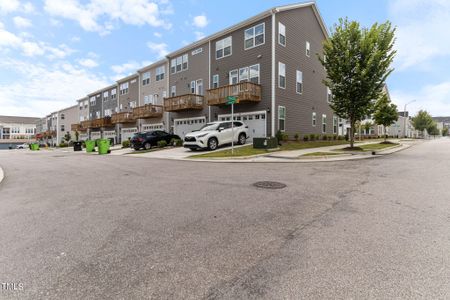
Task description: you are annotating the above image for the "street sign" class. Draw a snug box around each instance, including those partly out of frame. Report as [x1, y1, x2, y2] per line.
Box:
[226, 96, 239, 105]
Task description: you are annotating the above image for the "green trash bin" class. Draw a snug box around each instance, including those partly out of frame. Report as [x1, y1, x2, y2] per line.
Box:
[97, 139, 110, 155]
[31, 143, 40, 151]
[85, 140, 96, 153]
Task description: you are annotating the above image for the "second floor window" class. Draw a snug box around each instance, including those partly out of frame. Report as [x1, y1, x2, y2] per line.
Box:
[306, 41, 311, 57]
[60, 125, 65, 132]
[245, 23, 265, 49]
[278, 62, 286, 89]
[296, 70, 303, 94]
[103, 91, 108, 101]
[120, 82, 129, 95]
[278, 22, 286, 46]
[142, 72, 150, 85]
[111, 89, 117, 99]
[216, 36, 232, 59]
[156, 66, 165, 81]
[90, 96, 96, 106]
[171, 86, 176, 97]
[60, 113, 65, 120]
[212, 74, 219, 88]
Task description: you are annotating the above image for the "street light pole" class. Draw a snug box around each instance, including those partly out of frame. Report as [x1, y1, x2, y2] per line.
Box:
[403, 100, 416, 138]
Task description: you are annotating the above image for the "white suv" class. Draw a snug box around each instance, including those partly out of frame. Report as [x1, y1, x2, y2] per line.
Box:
[183, 121, 249, 151]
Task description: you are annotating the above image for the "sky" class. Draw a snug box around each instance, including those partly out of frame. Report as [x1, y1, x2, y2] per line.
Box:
[0, 0, 449, 118]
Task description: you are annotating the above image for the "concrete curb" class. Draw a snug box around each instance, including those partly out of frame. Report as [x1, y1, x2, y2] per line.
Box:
[0, 165, 4, 185]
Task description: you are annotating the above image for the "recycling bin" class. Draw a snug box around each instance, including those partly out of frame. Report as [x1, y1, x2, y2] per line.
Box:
[97, 139, 110, 155]
[85, 140, 95, 153]
[73, 141, 82, 151]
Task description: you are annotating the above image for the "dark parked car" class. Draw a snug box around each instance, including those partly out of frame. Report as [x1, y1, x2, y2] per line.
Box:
[130, 130, 180, 150]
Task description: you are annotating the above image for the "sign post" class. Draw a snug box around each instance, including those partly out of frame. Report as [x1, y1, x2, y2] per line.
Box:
[226, 96, 239, 155]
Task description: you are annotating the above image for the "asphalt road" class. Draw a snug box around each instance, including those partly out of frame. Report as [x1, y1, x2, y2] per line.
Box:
[0, 139, 449, 299]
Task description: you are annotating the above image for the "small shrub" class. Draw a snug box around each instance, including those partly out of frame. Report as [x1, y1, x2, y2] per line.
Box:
[333, 135, 337, 140]
[327, 135, 332, 141]
[322, 135, 328, 141]
[59, 142, 68, 148]
[294, 133, 300, 141]
[309, 133, 316, 141]
[172, 139, 183, 147]
[122, 140, 130, 148]
[157, 140, 168, 148]
[316, 134, 321, 141]
[282, 133, 289, 142]
[276, 130, 283, 142]
[303, 135, 309, 142]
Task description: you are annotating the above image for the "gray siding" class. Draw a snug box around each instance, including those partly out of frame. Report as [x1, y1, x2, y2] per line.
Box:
[102, 85, 118, 120]
[118, 75, 139, 113]
[209, 16, 273, 134]
[275, 6, 334, 137]
[88, 92, 102, 119]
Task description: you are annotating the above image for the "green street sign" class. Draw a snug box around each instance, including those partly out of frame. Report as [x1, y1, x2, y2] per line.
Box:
[226, 96, 237, 105]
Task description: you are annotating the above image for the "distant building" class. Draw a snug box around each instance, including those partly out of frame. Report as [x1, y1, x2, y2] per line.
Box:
[0, 115, 40, 142]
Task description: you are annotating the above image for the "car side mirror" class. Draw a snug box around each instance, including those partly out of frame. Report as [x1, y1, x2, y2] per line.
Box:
[218, 127, 224, 132]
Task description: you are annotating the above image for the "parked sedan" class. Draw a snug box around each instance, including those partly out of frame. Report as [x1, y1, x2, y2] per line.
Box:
[130, 130, 180, 150]
[16, 143, 29, 149]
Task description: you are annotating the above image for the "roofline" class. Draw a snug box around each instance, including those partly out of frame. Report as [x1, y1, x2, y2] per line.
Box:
[57, 104, 78, 112]
[166, 1, 327, 57]
[137, 58, 167, 73]
[116, 73, 139, 83]
[87, 84, 118, 97]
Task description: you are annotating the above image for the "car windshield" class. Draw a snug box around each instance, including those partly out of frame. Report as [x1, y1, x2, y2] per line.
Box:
[199, 123, 219, 131]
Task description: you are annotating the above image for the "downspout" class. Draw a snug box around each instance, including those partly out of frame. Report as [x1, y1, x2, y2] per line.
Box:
[208, 40, 211, 122]
[166, 60, 170, 132]
[271, 10, 276, 137]
[138, 73, 141, 132]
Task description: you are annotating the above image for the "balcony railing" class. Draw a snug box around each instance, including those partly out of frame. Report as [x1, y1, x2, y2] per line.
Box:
[111, 112, 135, 124]
[42, 130, 56, 137]
[132, 104, 163, 119]
[91, 117, 113, 128]
[81, 120, 92, 129]
[206, 81, 262, 106]
[164, 94, 204, 112]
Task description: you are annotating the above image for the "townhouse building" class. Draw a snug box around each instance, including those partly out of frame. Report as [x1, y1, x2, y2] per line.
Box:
[69, 2, 338, 142]
[76, 97, 89, 140]
[57, 105, 78, 142]
[0, 115, 39, 141]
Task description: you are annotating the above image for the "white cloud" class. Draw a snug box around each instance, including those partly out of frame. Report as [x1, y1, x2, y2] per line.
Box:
[78, 58, 98, 68]
[23, 2, 35, 13]
[389, 0, 450, 70]
[70, 36, 81, 42]
[147, 41, 169, 58]
[192, 14, 208, 28]
[13, 16, 32, 29]
[44, 0, 173, 35]
[0, 58, 109, 117]
[0, 0, 20, 14]
[153, 32, 162, 38]
[111, 61, 141, 74]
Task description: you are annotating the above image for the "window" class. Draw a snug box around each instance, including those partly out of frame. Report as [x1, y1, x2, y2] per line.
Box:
[90, 96, 96, 106]
[322, 114, 327, 133]
[278, 106, 286, 132]
[192, 48, 203, 55]
[111, 89, 117, 100]
[212, 74, 219, 88]
[244, 23, 265, 49]
[170, 59, 176, 74]
[156, 66, 165, 81]
[105, 109, 112, 117]
[216, 36, 232, 59]
[176, 56, 182, 72]
[333, 116, 338, 134]
[296, 70, 303, 94]
[239, 67, 249, 82]
[312, 112, 316, 127]
[60, 113, 65, 120]
[190, 81, 196, 94]
[120, 82, 129, 95]
[229, 69, 238, 85]
[278, 22, 286, 46]
[60, 125, 65, 132]
[278, 62, 286, 89]
[249, 64, 260, 84]
[196, 79, 203, 95]
[327, 87, 332, 103]
[103, 91, 108, 101]
[182, 54, 188, 70]
[95, 111, 100, 118]
[306, 41, 311, 57]
[171, 86, 176, 97]
[142, 72, 150, 85]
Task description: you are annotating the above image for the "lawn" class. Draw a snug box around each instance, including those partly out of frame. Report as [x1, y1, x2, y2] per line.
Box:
[338, 142, 399, 152]
[279, 140, 348, 151]
[302, 151, 344, 157]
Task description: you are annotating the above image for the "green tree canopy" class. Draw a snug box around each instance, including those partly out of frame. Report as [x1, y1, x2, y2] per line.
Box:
[412, 110, 434, 132]
[319, 18, 396, 148]
[373, 93, 398, 141]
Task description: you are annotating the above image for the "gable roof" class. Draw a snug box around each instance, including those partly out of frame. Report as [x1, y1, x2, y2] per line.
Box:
[0, 115, 40, 124]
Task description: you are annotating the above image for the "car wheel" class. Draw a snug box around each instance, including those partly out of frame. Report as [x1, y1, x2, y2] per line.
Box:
[238, 133, 246, 145]
[144, 142, 151, 150]
[207, 138, 218, 151]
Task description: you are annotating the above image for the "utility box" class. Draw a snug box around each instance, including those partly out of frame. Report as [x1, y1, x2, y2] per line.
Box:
[253, 137, 278, 149]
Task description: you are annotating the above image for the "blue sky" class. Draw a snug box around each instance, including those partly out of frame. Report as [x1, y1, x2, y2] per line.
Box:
[0, 0, 449, 117]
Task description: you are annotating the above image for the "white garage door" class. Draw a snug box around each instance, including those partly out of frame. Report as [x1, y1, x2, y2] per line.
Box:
[143, 123, 164, 131]
[90, 131, 101, 140]
[218, 111, 266, 140]
[174, 117, 206, 138]
[104, 130, 116, 138]
[121, 127, 137, 141]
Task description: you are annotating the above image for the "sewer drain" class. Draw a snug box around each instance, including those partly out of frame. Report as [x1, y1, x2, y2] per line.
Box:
[253, 181, 287, 189]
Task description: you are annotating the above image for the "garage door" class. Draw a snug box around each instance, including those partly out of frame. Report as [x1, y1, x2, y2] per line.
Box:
[218, 111, 266, 140]
[121, 128, 137, 142]
[90, 131, 101, 140]
[174, 117, 206, 138]
[143, 123, 164, 132]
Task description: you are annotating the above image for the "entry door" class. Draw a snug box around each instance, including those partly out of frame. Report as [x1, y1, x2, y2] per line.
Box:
[196, 79, 203, 96]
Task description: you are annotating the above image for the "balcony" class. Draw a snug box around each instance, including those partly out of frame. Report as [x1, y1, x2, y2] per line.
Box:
[91, 117, 113, 128]
[206, 82, 262, 106]
[81, 120, 92, 129]
[71, 123, 87, 131]
[132, 104, 163, 119]
[42, 130, 56, 137]
[164, 94, 204, 112]
[111, 112, 135, 124]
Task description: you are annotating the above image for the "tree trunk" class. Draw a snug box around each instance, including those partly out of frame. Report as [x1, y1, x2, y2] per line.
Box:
[349, 118, 355, 148]
[384, 126, 387, 142]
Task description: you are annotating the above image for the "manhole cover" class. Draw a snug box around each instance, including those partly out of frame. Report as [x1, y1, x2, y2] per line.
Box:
[253, 181, 287, 189]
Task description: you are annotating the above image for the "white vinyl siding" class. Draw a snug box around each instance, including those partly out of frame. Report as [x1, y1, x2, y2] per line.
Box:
[244, 23, 265, 50]
[278, 62, 286, 89]
[216, 36, 232, 59]
[278, 22, 286, 46]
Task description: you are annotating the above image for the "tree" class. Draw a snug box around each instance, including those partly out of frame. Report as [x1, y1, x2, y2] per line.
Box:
[412, 110, 434, 133]
[75, 130, 79, 142]
[319, 18, 396, 148]
[427, 123, 439, 137]
[64, 131, 71, 143]
[442, 127, 449, 136]
[373, 93, 398, 142]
